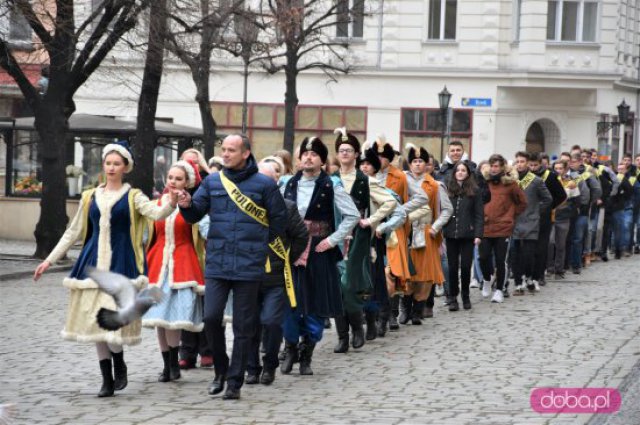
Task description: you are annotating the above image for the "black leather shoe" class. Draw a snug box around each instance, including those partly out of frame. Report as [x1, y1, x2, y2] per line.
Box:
[462, 298, 472, 310]
[245, 374, 259, 385]
[388, 316, 400, 331]
[280, 342, 299, 374]
[260, 369, 275, 385]
[448, 299, 459, 312]
[365, 311, 377, 341]
[222, 387, 241, 400]
[348, 312, 365, 349]
[333, 316, 349, 353]
[208, 374, 226, 395]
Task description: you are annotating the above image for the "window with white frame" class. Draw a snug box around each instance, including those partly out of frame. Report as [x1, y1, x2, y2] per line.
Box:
[546, 0, 598, 42]
[336, 0, 365, 39]
[427, 0, 457, 40]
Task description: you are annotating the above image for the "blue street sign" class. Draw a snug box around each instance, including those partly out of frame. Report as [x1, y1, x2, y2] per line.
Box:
[461, 98, 492, 107]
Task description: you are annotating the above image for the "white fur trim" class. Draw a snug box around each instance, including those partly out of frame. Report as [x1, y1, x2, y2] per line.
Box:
[64, 275, 148, 290]
[171, 160, 196, 189]
[102, 144, 134, 173]
[376, 133, 386, 144]
[142, 319, 204, 332]
[60, 329, 142, 346]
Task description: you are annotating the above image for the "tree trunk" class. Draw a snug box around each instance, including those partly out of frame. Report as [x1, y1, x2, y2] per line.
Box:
[130, 0, 168, 197]
[194, 61, 216, 159]
[32, 104, 69, 259]
[283, 61, 299, 153]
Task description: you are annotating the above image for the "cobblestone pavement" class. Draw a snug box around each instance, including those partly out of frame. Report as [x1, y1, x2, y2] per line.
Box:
[1, 257, 640, 425]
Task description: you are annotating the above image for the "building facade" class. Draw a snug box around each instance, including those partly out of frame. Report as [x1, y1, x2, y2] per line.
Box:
[71, 0, 640, 163]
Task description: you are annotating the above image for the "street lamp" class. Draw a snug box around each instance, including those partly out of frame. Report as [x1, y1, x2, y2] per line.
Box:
[597, 99, 631, 135]
[438, 86, 452, 160]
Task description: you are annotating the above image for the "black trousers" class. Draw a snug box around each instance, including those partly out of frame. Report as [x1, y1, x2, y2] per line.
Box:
[204, 278, 261, 391]
[511, 239, 537, 285]
[180, 297, 212, 360]
[479, 237, 509, 291]
[533, 219, 552, 281]
[445, 238, 474, 300]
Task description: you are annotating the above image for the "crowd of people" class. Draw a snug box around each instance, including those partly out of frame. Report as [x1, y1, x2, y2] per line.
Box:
[33, 131, 640, 401]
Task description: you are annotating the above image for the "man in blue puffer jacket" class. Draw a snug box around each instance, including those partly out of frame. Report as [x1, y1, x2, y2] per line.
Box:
[179, 134, 287, 400]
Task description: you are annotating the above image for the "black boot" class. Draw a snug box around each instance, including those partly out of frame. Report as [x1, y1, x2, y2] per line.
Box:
[389, 295, 400, 331]
[333, 316, 349, 353]
[411, 301, 424, 325]
[169, 346, 181, 381]
[298, 339, 316, 376]
[398, 296, 412, 325]
[448, 297, 459, 312]
[377, 306, 389, 337]
[348, 312, 365, 349]
[365, 311, 377, 341]
[98, 359, 115, 397]
[158, 351, 171, 382]
[280, 341, 298, 375]
[111, 351, 127, 391]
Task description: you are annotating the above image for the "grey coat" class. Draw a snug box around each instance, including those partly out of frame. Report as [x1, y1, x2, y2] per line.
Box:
[512, 172, 553, 240]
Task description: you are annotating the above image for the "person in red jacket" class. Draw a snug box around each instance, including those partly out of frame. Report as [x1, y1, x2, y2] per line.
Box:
[479, 154, 527, 303]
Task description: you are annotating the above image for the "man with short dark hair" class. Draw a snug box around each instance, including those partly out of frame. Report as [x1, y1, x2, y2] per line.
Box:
[179, 134, 287, 400]
[567, 153, 602, 273]
[511, 151, 552, 294]
[528, 152, 566, 286]
[436, 140, 476, 182]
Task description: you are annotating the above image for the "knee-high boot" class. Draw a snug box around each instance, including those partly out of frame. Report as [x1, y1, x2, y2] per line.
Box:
[98, 359, 115, 397]
[347, 312, 365, 349]
[169, 346, 181, 381]
[280, 341, 298, 375]
[298, 338, 316, 376]
[365, 310, 378, 341]
[377, 305, 389, 337]
[111, 351, 127, 391]
[333, 315, 349, 353]
[398, 295, 413, 325]
[389, 295, 400, 331]
[158, 351, 171, 382]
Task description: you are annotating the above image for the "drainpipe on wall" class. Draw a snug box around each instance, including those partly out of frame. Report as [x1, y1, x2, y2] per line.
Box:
[376, 0, 384, 69]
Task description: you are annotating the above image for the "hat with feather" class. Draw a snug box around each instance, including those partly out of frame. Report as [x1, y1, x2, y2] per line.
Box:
[405, 143, 430, 163]
[298, 136, 328, 164]
[358, 140, 382, 173]
[372, 133, 395, 162]
[333, 127, 360, 153]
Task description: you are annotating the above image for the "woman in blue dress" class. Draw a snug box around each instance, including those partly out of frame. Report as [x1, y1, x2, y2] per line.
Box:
[34, 141, 178, 397]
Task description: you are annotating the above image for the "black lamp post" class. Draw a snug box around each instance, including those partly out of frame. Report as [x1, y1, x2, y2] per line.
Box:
[597, 99, 631, 135]
[438, 86, 452, 160]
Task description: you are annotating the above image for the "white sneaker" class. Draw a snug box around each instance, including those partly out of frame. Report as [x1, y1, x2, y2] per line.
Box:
[482, 281, 492, 298]
[470, 279, 480, 289]
[435, 285, 444, 297]
[533, 280, 541, 292]
[491, 289, 504, 303]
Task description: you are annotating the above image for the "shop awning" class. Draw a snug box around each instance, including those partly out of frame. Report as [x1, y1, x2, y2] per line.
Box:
[0, 113, 204, 138]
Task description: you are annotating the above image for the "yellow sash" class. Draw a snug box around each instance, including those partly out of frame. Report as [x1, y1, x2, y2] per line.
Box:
[518, 171, 536, 191]
[219, 170, 296, 307]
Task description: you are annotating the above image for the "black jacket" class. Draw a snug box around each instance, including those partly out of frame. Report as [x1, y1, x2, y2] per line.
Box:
[443, 191, 484, 240]
[533, 168, 567, 226]
[608, 175, 634, 212]
[263, 199, 309, 287]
